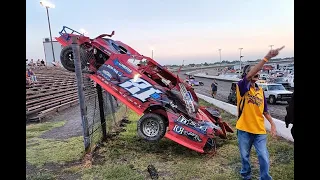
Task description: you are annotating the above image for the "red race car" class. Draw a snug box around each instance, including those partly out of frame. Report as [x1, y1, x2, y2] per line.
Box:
[55, 26, 234, 153]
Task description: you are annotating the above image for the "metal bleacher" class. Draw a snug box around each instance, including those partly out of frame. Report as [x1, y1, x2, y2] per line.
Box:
[26, 66, 96, 122]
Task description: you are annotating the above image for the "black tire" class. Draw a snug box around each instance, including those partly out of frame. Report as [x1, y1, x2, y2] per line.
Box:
[60, 45, 86, 72]
[137, 113, 167, 142]
[268, 95, 276, 104]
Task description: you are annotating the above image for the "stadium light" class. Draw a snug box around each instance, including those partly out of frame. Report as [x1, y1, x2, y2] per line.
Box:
[40, 0, 56, 62]
[40, 0, 55, 8]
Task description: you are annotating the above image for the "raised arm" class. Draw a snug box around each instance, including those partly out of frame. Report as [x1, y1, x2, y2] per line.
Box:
[246, 46, 285, 80]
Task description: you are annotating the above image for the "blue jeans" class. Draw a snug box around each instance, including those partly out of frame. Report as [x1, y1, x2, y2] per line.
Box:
[237, 130, 272, 180]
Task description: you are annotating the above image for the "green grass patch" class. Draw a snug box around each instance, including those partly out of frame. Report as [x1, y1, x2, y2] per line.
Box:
[26, 120, 84, 168]
[26, 171, 56, 180]
[26, 121, 66, 139]
[26, 136, 84, 167]
[80, 98, 293, 179]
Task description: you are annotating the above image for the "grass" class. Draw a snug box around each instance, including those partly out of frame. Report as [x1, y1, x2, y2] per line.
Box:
[26, 121, 66, 139]
[26, 99, 294, 180]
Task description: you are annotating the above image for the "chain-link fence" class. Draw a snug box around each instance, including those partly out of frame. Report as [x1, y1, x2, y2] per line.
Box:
[83, 82, 129, 152]
[71, 37, 129, 152]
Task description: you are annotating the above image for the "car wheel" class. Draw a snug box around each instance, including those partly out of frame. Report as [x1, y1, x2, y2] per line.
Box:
[268, 95, 276, 104]
[60, 45, 86, 72]
[137, 113, 167, 142]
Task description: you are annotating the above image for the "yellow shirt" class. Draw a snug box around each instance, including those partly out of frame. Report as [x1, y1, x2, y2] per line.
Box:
[236, 83, 266, 134]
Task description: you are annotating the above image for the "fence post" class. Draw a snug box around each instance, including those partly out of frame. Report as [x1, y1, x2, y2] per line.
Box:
[108, 93, 116, 125]
[96, 84, 107, 140]
[71, 36, 90, 152]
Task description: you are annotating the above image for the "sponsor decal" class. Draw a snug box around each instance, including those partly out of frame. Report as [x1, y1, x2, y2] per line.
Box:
[106, 64, 123, 76]
[119, 77, 162, 102]
[175, 115, 208, 134]
[172, 125, 202, 142]
[179, 83, 195, 113]
[114, 59, 132, 74]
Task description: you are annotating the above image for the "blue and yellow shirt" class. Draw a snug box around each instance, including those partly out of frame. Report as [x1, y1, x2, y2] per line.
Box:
[236, 77, 268, 134]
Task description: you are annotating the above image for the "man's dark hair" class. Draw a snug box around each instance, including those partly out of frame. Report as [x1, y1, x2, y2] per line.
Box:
[241, 65, 251, 78]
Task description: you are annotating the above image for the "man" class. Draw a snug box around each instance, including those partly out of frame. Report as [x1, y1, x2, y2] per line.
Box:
[236, 46, 284, 180]
[211, 79, 218, 98]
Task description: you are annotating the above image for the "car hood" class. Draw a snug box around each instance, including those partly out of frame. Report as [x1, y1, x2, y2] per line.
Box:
[268, 90, 292, 94]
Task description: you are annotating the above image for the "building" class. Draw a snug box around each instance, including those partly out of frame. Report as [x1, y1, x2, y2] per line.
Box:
[43, 38, 63, 66]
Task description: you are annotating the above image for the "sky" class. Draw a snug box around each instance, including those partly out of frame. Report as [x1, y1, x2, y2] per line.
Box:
[26, 0, 294, 65]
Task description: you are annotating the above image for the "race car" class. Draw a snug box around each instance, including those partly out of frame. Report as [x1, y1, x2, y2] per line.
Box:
[185, 75, 204, 86]
[55, 26, 233, 154]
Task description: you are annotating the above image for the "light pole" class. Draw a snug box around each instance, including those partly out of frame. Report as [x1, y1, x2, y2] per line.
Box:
[40, 0, 56, 62]
[269, 45, 274, 50]
[239, 48, 243, 76]
[218, 49, 222, 71]
[152, 49, 154, 59]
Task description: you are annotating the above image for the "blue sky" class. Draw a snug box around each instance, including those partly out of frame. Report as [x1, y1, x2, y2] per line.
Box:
[26, 0, 294, 65]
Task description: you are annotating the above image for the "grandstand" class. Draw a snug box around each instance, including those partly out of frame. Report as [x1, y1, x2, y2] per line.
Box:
[26, 67, 96, 122]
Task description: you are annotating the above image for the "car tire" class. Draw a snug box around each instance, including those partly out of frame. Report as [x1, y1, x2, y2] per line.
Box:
[268, 95, 276, 104]
[60, 45, 86, 72]
[137, 113, 167, 142]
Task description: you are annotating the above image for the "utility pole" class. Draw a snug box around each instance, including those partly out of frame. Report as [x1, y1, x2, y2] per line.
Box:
[152, 49, 154, 59]
[218, 49, 222, 71]
[269, 45, 274, 50]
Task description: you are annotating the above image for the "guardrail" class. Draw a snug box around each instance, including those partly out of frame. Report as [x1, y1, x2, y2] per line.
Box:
[197, 93, 293, 142]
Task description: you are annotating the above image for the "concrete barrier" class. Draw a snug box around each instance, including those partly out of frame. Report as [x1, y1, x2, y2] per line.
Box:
[196, 93, 294, 142]
[193, 73, 240, 82]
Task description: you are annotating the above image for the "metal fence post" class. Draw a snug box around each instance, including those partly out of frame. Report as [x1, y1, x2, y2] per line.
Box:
[71, 36, 90, 152]
[108, 93, 116, 125]
[96, 84, 107, 140]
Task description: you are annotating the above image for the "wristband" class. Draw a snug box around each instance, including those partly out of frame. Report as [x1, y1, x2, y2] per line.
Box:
[263, 57, 269, 62]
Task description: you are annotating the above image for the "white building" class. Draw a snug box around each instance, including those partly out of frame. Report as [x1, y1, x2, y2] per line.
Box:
[43, 38, 63, 66]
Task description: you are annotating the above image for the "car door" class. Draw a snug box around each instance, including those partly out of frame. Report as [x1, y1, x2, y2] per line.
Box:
[262, 85, 270, 97]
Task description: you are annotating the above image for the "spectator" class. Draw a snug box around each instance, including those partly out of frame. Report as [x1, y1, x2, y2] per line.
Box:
[26, 70, 31, 85]
[27, 68, 38, 83]
[28, 59, 35, 68]
[41, 59, 45, 66]
[211, 79, 218, 98]
[235, 46, 285, 180]
[36, 59, 41, 66]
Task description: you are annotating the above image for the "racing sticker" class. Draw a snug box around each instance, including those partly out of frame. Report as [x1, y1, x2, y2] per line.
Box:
[119, 77, 162, 102]
[106, 64, 123, 76]
[178, 83, 195, 113]
[175, 115, 208, 134]
[114, 59, 132, 74]
[172, 125, 202, 142]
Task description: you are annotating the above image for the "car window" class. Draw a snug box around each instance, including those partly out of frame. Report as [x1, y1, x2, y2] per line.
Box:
[267, 84, 285, 91]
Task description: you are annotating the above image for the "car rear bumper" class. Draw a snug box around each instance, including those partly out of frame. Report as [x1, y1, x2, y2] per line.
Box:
[277, 97, 292, 101]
